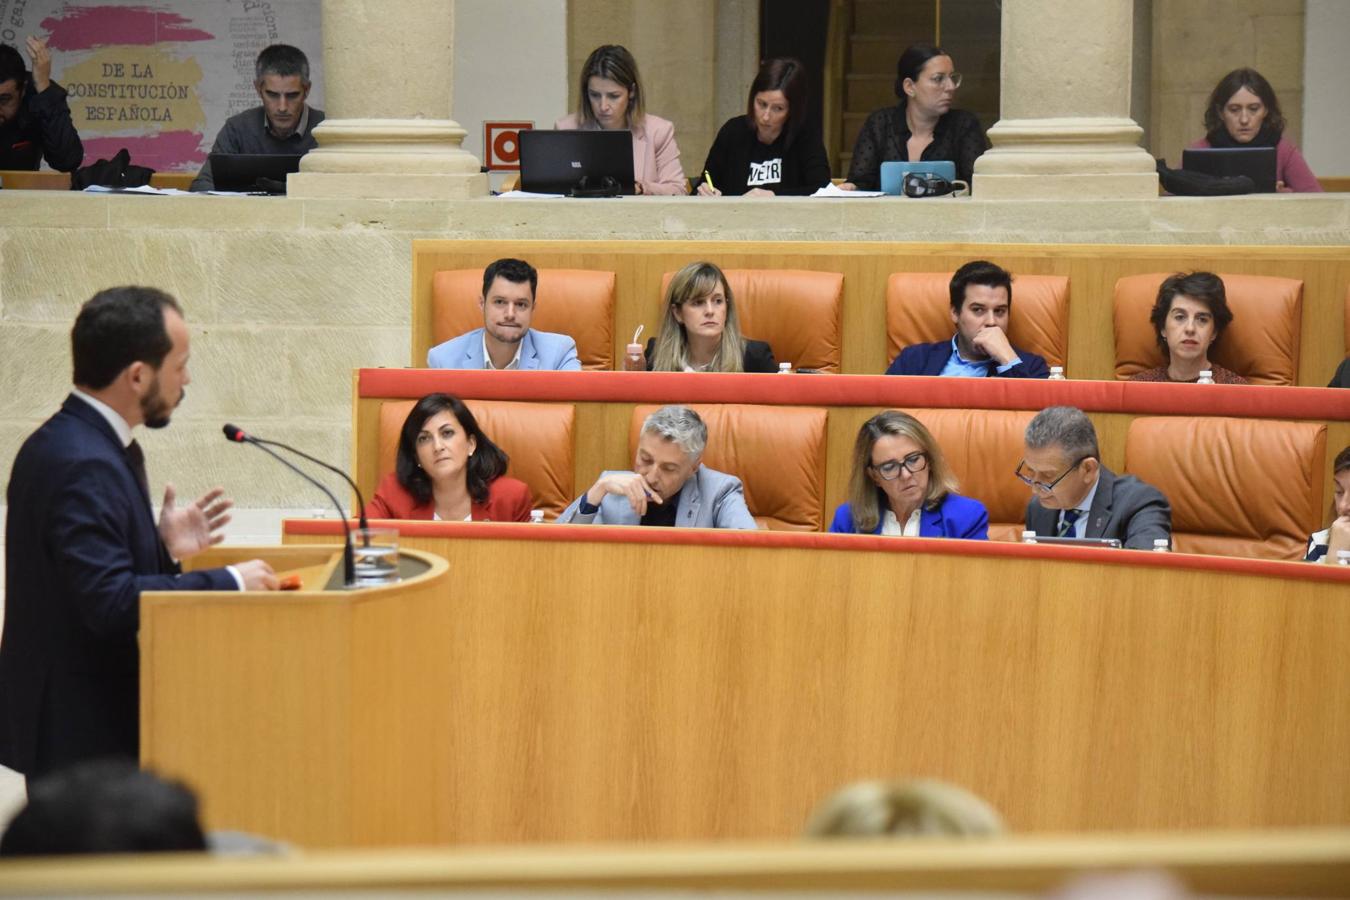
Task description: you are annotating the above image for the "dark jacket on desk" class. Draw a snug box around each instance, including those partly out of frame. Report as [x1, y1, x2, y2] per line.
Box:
[886, 339, 1050, 378]
[0, 80, 84, 172]
[1024, 465, 1172, 551]
[643, 337, 777, 373]
[846, 102, 988, 189]
[700, 114, 831, 196]
[0, 395, 236, 777]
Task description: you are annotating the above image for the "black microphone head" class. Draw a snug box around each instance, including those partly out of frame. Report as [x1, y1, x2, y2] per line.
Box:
[223, 424, 246, 442]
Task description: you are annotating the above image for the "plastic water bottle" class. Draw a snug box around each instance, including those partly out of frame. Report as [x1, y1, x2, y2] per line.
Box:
[1021, 530, 1037, 544]
[1196, 369, 1215, 384]
[777, 361, 792, 374]
[1337, 550, 1350, 567]
[1048, 366, 1065, 380]
[623, 343, 644, 371]
[529, 509, 545, 524]
[1152, 538, 1170, 552]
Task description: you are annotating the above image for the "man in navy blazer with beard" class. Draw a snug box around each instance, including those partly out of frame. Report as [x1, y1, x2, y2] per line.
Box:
[0, 287, 279, 779]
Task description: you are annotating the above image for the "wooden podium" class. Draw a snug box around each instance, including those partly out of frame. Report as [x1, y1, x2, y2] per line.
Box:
[139, 543, 450, 848]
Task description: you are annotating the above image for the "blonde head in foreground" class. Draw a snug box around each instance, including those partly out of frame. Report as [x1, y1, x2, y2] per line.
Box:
[804, 778, 1004, 838]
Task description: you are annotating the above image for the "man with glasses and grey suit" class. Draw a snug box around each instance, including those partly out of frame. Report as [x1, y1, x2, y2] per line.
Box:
[1018, 406, 1172, 550]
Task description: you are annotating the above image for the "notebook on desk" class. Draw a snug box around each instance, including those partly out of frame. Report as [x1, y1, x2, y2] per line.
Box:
[519, 130, 635, 196]
[208, 153, 303, 194]
[1181, 147, 1277, 193]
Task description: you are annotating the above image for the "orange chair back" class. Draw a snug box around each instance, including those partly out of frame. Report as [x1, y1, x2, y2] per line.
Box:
[431, 268, 616, 370]
[885, 272, 1070, 369]
[658, 269, 845, 372]
[1123, 416, 1326, 559]
[378, 399, 576, 519]
[898, 408, 1037, 541]
[1112, 273, 1303, 384]
[628, 403, 828, 530]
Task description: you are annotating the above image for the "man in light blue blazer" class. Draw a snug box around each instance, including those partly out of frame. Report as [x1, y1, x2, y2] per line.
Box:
[558, 405, 757, 529]
[426, 257, 581, 371]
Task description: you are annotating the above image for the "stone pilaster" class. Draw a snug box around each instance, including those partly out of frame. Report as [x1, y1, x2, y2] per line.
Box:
[288, 0, 487, 199]
[973, 0, 1158, 199]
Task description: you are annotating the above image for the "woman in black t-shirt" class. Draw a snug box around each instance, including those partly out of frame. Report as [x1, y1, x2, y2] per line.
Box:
[697, 57, 831, 197]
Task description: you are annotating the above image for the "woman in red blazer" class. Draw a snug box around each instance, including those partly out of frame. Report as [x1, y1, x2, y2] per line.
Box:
[367, 393, 533, 522]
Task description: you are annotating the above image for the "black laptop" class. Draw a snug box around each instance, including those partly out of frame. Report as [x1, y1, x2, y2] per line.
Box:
[519, 130, 635, 196]
[207, 153, 304, 194]
[1180, 146, 1277, 193]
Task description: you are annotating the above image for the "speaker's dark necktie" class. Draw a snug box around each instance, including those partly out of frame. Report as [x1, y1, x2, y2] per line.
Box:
[126, 439, 151, 505]
[1058, 508, 1083, 537]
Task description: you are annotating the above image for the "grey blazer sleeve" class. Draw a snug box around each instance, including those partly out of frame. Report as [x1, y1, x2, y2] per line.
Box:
[711, 477, 758, 530]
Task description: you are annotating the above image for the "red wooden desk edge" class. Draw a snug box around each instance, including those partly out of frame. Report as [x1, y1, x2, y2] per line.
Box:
[357, 369, 1350, 420]
[284, 519, 1350, 586]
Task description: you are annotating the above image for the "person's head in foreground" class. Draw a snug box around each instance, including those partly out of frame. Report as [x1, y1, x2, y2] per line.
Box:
[0, 759, 206, 856]
[1018, 406, 1101, 512]
[651, 261, 748, 373]
[845, 411, 959, 532]
[804, 778, 1004, 838]
[396, 393, 509, 507]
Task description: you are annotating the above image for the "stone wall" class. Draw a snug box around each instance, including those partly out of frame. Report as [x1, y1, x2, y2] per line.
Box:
[1149, 0, 1306, 168]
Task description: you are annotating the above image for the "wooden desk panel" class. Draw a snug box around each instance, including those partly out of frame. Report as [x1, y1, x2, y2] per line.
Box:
[281, 522, 1350, 846]
[0, 169, 195, 190]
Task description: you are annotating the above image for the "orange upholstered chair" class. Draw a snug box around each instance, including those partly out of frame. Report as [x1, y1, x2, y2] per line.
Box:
[1123, 416, 1326, 560]
[885, 272, 1070, 370]
[430, 268, 616, 370]
[377, 399, 576, 520]
[1112, 273, 1303, 385]
[658, 269, 845, 372]
[901, 408, 1037, 542]
[628, 403, 828, 530]
[1343, 283, 1349, 354]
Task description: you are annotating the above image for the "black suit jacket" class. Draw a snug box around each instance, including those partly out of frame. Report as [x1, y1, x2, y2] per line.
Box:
[643, 337, 777, 372]
[1330, 357, 1350, 388]
[1024, 465, 1172, 551]
[0, 395, 236, 776]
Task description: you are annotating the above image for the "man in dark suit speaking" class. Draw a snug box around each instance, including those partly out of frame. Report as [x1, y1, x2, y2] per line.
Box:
[0, 286, 278, 779]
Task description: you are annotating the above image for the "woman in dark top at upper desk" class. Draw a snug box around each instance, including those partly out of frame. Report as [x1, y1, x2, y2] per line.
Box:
[625, 261, 776, 373]
[842, 42, 988, 190]
[696, 57, 830, 197]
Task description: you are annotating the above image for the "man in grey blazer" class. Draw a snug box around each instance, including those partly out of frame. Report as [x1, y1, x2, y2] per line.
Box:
[426, 258, 581, 371]
[1018, 406, 1172, 550]
[558, 405, 757, 529]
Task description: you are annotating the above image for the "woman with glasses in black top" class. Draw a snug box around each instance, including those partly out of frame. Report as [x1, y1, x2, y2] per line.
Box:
[829, 411, 988, 538]
[842, 42, 988, 191]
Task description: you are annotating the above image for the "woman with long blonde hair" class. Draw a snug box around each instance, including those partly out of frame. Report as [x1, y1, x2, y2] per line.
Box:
[634, 261, 777, 373]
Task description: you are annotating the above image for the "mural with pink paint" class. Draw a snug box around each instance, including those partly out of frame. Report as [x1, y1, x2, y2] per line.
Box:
[0, 0, 321, 172]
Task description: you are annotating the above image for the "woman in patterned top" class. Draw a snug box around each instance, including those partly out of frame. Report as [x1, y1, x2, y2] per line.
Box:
[842, 42, 988, 190]
[1130, 271, 1248, 385]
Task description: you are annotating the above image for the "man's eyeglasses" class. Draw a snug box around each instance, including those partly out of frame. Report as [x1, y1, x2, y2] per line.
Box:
[1014, 457, 1089, 493]
[870, 452, 928, 480]
[927, 72, 963, 89]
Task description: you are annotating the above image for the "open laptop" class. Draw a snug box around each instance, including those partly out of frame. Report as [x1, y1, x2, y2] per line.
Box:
[208, 153, 304, 194]
[1025, 535, 1124, 549]
[519, 130, 635, 196]
[1180, 146, 1277, 193]
[880, 160, 956, 195]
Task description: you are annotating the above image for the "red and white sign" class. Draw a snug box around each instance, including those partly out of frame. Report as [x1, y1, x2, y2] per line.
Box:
[484, 121, 534, 171]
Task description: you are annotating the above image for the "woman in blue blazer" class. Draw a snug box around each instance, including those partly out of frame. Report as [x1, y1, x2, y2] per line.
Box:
[829, 411, 989, 539]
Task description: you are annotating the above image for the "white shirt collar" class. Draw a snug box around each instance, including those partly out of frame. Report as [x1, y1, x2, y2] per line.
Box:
[881, 508, 922, 537]
[71, 388, 133, 447]
[481, 332, 523, 370]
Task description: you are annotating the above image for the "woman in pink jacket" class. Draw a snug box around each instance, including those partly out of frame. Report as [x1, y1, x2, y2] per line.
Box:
[554, 44, 687, 196]
[1188, 68, 1322, 193]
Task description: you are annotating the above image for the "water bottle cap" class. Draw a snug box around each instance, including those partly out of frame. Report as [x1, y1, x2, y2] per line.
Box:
[1199, 369, 1213, 376]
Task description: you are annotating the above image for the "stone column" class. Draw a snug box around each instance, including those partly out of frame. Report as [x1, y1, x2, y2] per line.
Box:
[973, 0, 1157, 199]
[289, 0, 487, 200]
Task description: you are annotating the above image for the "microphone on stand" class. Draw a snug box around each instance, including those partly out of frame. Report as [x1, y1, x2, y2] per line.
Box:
[223, 423, 356, 587]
